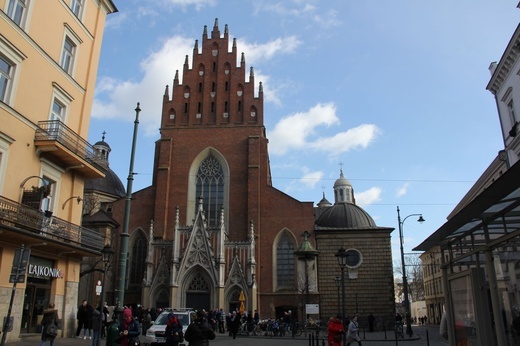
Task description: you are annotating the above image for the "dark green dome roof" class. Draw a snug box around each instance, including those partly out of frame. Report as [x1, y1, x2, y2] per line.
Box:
[315, 203, 377, 229]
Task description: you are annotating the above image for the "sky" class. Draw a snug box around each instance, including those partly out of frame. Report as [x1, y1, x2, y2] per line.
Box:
[89, 0, 520, 270]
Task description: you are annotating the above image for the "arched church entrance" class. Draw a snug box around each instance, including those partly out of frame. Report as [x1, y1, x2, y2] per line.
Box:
[228, 287, 242, 313]
[186, 272, 211, 311]
[155, 288, 169, 309]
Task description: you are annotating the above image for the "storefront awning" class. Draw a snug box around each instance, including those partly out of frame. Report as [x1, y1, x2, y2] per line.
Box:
[414, 160, 520, 262]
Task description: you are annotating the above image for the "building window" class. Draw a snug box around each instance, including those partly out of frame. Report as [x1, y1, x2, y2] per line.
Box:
[6, 0, 28, 27]
[195, 155, 224, 227]
[49, 83, 73, 126]
[0, 56, 13, 103]
[188, 272, 210, 291]
[276, 234, 295, 288]
[0, 37, 25, 105]
[40, 176, 55, 212]
[0, 134, 13, 194]
[70, 0, 84, 18]
[129, 232, 147, 285]
[508, 99, 517, 124]
[60, 37, 76, 74]
[51, 99, 65, 122]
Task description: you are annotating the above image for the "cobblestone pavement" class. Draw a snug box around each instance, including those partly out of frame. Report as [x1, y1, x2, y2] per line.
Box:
[7, 324, 448, 345]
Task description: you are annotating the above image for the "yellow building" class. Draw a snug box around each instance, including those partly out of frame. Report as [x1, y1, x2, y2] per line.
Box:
[0, 0, 117, 342]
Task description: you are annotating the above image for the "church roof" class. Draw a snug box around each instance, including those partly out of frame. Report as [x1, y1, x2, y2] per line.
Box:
[333, 168, 351, 189]
[84, 167, 126, 198]
[82, 209, 120, 227]
[315, 202, 378, 229]
[317, 192, 332, 207]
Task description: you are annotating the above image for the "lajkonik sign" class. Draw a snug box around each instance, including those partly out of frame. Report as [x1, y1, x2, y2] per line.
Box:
[28, 264, 62, 278]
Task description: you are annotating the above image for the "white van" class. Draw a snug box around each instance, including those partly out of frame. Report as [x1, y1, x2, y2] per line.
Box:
[140, 308, 192, 346]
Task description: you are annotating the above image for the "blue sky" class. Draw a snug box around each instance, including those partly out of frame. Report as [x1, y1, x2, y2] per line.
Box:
[89, 0, 520, 268]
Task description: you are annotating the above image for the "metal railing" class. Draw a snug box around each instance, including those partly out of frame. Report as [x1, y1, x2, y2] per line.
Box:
[35, 120, 105, 172]
[0, 195, 103, 252]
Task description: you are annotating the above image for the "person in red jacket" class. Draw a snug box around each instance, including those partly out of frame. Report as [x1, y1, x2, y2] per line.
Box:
[327, 315, 345, 346]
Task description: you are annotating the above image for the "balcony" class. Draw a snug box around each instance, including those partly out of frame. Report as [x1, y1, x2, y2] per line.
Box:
[0, 195, 103, 258]
[34, 120, 106, 179]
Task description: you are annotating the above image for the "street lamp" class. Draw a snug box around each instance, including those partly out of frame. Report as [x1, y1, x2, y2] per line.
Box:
[115, 103, 141, 321]
[335, 276, 341, 317]
[98, 244, 114, 346]
[336, 247, 348, 346]
[397, 206, 425, 338]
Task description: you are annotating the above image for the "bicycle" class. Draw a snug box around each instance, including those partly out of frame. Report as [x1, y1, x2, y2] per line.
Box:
[291, 321, 303, 337]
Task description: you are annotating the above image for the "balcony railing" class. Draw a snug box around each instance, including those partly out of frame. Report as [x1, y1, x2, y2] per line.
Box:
[0, 195, 103, 252]
[35, 120, 105, 174]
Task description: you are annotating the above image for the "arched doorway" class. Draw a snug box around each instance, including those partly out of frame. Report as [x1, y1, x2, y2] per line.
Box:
[155, 288, 169, 309]
[186, 272, 211, 311]
[228, 288, 241, 313]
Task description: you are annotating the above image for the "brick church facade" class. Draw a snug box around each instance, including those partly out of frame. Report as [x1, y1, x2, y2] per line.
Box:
[110, 19, 318, 318]
[103, 19, 395, 324]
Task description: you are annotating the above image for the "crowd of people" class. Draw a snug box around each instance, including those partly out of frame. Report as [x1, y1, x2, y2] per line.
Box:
[64, 300, 443, 346]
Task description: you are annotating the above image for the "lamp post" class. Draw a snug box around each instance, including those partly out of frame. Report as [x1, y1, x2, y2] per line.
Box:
[115, 103, 141, 321]
[336, 247, 348, 346]
[335, 276, 341, 317]
[397, 206, 425, 338]
[98, 244, 113, 346]
[294, 231, 319, 327]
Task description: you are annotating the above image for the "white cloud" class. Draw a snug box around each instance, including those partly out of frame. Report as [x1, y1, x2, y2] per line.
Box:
[312, 9, 342, 28]
[310, 124, 381, 158]
[268, 103, 340, 155]
[356, 187, 382, 206]
[105, 12, 128, 29]
[238, 36, 302, 61]
[268, 103, 381, 156]
[281, 167, 324, 195]
[396, 182, 410, 197]
[300, 169, 324, 188]
[93, 36, 193, 136]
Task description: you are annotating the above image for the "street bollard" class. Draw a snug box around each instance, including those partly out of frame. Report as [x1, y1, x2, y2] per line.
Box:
[106, 321, 119, 346]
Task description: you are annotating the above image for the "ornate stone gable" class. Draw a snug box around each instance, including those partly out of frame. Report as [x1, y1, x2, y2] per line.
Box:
[177, 198, 218, 282]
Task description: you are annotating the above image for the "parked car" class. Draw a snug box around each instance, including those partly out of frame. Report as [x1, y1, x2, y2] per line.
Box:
[140, 308, 192, 346]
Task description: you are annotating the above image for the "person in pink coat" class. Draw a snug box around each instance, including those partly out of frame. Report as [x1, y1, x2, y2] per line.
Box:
[327, 314, 345, 346]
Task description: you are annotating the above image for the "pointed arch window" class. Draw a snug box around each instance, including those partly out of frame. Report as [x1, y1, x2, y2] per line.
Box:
[195, 155, 224, 227]
[188, 272, 210, 291]
[276, 234, 295, 288]
[129, 232, 147, 285]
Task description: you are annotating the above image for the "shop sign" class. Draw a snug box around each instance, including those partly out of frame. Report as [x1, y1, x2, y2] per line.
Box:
[28, 257, 62, 278]
[28, 264, 62, 278]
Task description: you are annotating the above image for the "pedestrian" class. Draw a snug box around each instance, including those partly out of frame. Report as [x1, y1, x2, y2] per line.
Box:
[117, 308, 141, 346]
[40, 303, 60, 346]
[368, 313, 374, 332]
[76, 300, 88, 338]
[346, 315, 362, 346]
[216, 308, 225, 333]
[165, 312, 183, 346]
[184, 310, 216, 346]
[91, 308, 102, 346]
[142, 308, 152, 335]
[327, 315, 345, 346]
[84, 302, 94, 339]
[228, 311, 240, 339]
[102, 302, 109, 339]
